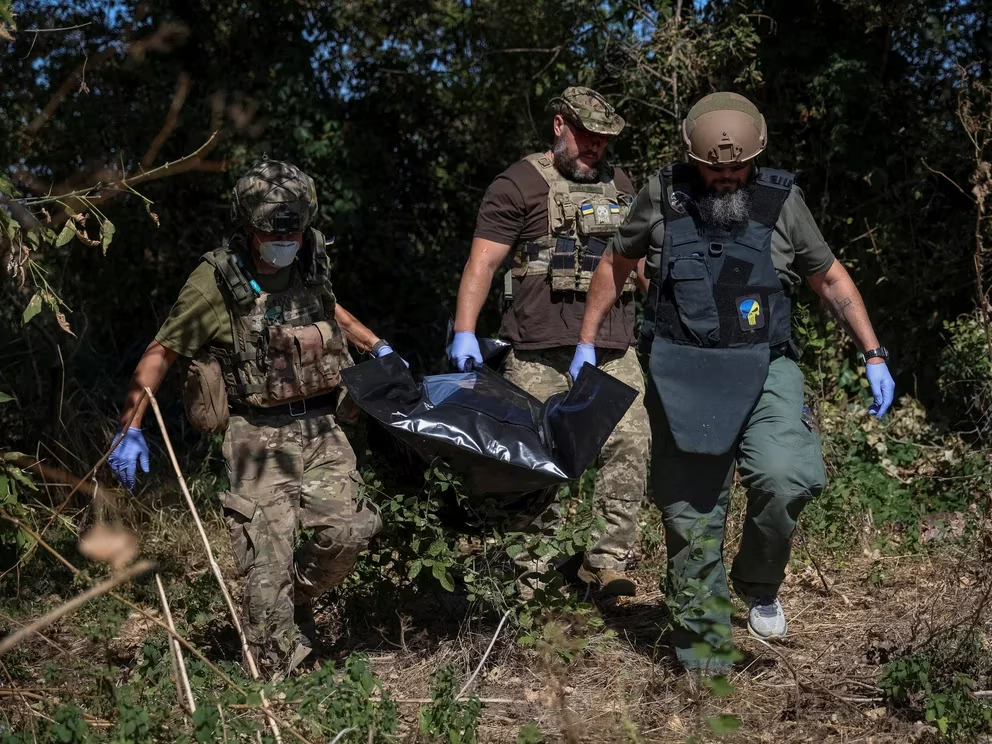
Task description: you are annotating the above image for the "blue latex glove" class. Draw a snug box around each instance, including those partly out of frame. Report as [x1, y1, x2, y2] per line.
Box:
[866, 361, 895, 419]
[569, 343, 596, 382]
[450, 331, 483, 372]
[375, 344, 409, 368]
[108, 426, 150, 491]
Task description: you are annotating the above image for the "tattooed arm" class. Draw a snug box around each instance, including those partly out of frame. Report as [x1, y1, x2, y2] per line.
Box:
[806, 260, 883, 355]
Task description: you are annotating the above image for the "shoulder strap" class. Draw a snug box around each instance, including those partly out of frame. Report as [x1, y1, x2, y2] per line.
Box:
[299, 227, 333, 290]
[524, 153, 573, 234]
[659, 163, 698, 225]
[203, 236, 258, 315]
[750, 167, 795, 228]
[523, 152, 556, 185]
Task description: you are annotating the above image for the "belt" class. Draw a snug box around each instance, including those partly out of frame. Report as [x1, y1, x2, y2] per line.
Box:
[229, 392, 339, 419]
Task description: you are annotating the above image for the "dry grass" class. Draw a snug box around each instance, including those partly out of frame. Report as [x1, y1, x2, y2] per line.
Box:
[320, 549, 984, 743]
[1, 495, 989, 743]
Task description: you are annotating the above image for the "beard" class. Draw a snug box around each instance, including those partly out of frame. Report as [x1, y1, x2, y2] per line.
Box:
[697, 187, 751, 233]
[552, 135, 603, 183]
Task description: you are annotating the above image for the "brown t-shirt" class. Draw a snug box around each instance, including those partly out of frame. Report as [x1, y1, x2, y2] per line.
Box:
[474, 157, 637, 350]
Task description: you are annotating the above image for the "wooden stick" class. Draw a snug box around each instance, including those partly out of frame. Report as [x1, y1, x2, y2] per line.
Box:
[156, 574, 196, 714]
[0, 560, 154, 656]
[144, 387, 283, 744]
[457, 610, 511, 700]
[328, 728, 355, 744]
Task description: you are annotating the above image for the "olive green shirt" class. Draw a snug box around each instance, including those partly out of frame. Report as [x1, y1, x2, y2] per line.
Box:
[612, 174, 835, 291]
[154, 260, 295, 357]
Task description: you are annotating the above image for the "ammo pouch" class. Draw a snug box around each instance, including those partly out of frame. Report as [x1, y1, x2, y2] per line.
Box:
[550, 237, 577, 292]
[258, 320, 346, 403]
[184, 351, 230, 433]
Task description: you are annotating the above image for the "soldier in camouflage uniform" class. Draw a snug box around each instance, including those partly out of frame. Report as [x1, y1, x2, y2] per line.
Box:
[449, 87, 651, 597]
[108, 159, 400, 678]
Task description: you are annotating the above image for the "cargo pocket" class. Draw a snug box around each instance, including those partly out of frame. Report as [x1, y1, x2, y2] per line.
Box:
[797, 407, 827, 497]
[219, 490, 258, 577]
[303, 469, 382, 546]
[669, 255, 720, 346]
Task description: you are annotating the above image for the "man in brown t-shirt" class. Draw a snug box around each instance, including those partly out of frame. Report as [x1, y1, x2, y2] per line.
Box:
[449, 87, 650, 597]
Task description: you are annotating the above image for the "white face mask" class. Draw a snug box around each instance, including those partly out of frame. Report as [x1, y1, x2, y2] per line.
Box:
[258, 240, 299, 268]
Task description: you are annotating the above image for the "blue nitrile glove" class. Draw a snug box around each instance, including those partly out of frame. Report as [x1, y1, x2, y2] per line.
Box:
[375, 344, 409, 368]
[569, 343, 597, 382]
[450, 331, 483, 372]
[108, 426, 150, 491]
[866, 361, 895, 419]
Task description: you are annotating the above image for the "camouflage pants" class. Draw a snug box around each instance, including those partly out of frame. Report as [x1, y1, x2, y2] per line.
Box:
[502, 346, 650, 570]
[220, 406, 382, 677]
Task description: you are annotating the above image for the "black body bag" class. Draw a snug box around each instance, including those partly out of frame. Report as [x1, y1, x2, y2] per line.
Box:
[339, 348, 637, 531]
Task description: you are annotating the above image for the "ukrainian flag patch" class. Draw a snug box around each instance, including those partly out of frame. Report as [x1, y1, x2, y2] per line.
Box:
[580, 204, 595, 217]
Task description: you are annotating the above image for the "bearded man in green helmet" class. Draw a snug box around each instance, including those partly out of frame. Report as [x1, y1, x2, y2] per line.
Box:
[108, 159, 404, 679]
[575, 92, 896, 672]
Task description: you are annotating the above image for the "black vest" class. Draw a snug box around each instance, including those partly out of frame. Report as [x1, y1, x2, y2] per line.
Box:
[643, 164, 795, 455]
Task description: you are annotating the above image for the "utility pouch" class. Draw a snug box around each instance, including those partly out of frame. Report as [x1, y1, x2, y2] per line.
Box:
[576, 199, 621, 237]
[261, 320, 346, 403]
[183, 351, 230, 433]
[669, 255, 720, 347]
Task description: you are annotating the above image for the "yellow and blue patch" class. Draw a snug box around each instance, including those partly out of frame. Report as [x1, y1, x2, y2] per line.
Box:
[580, 203, 595, 217]
[736, 295, 765, 331]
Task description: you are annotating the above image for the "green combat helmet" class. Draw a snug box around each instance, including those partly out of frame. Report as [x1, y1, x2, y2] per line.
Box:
[231, 158, 318, 234]
[682, 92, 767, 165]
[548, 86, 626, 136]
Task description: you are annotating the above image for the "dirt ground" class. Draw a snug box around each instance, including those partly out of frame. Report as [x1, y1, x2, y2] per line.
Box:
[326, 550, 988, 743]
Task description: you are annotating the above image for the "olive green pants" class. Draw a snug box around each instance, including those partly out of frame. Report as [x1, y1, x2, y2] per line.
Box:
[646, 356, 826, 667]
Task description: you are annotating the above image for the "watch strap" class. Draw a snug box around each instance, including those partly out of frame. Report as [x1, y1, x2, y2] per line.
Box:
[863, 346, 889, 361]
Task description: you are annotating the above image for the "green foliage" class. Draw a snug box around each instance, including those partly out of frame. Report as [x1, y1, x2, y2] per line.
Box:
[275, 655, 398, 742]
[47, 705, 90, 744]
[516, 723, 545, 744]
[355, 450, 602, 633]
[880, 631, 992, 742]
[0, 448, 37, 565]
[706, 714, 742, 735]
[419, 664, 482, 744]
[939, 312, 992, 440]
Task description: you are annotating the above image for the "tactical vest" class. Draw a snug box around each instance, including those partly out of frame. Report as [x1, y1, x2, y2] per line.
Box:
[505, 154, 637, 302]
[203, 228, 348, 408]
[643, 164, 796, 456]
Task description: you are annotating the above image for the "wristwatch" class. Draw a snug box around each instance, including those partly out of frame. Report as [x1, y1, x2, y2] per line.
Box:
[370, 339, 391, 356]
[862, 346, 889, 362]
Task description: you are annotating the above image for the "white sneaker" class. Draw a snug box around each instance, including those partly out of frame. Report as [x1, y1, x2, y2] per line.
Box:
[746, 595, 788, 639]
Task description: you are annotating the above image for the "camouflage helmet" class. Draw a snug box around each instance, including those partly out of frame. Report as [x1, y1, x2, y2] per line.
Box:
[232, 158, 317, 234]
[548, 86, 625, 136]
[682, 92, 767, 165]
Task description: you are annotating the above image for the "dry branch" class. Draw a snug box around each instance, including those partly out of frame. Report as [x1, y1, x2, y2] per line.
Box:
[0, 560, 155, 657]
[457, 610, 511, 700]
[144, 387, 283, 744]
[0, 512, 316, 744]
[156, 573, 196, 715]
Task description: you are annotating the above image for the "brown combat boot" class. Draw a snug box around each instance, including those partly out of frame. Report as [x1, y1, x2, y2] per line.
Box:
[576, 562, 636, 597]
